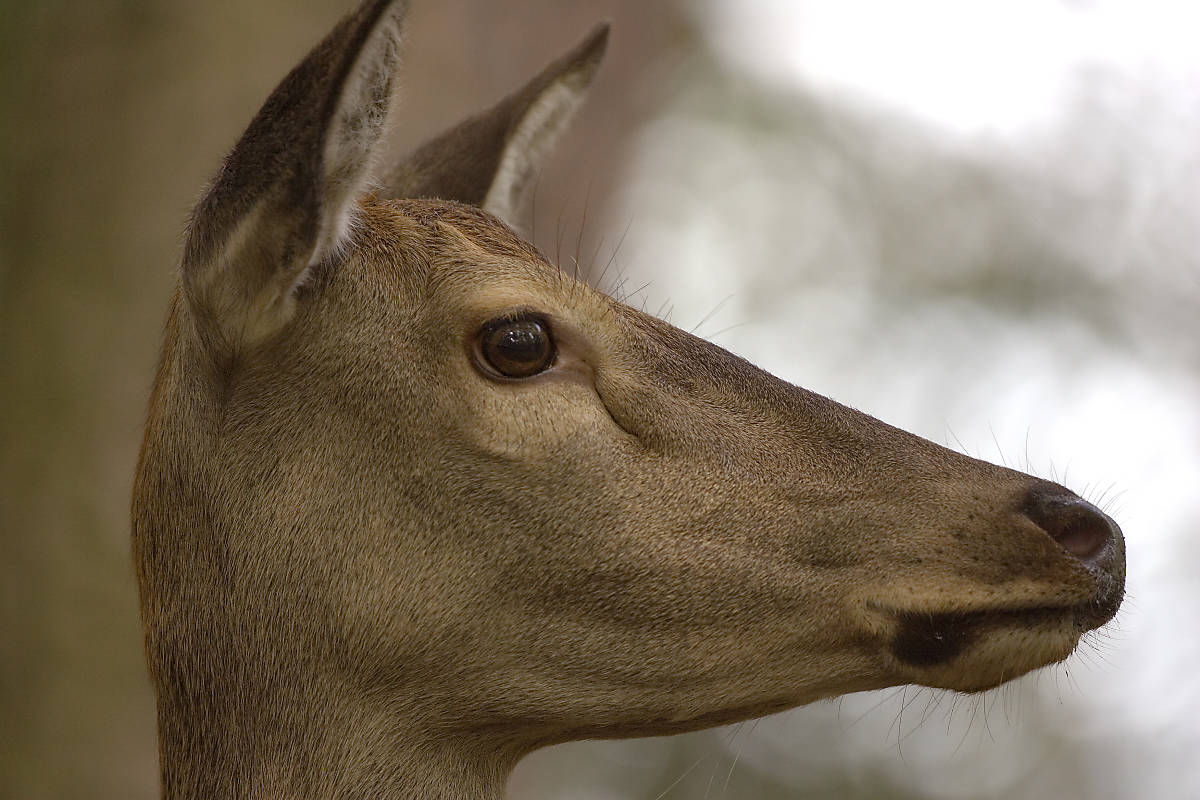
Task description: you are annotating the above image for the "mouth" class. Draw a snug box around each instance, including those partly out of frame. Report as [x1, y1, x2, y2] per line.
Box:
[889, 606, 1068, 667]
[881, 589, 1123, 671]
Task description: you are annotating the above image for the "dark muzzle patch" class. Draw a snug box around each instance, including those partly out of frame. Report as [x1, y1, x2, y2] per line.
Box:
[891, 611, 976, 667]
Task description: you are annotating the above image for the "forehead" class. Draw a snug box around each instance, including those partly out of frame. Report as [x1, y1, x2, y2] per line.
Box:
[347, 197, 601, 318]
[391, 198, 545, 262]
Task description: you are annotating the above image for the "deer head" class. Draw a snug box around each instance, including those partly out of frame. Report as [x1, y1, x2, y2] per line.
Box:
[132, 2, 1125, 798]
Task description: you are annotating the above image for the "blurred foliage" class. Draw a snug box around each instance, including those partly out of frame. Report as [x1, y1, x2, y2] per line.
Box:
[1, 2, 173, 796]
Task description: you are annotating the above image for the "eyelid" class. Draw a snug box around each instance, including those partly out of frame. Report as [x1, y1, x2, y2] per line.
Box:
[491, 308, 550, 327]
[479, 313, 553, 342]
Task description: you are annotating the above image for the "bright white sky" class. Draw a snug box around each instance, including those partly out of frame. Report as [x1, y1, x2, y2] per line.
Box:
[701, 0, 1200, 137]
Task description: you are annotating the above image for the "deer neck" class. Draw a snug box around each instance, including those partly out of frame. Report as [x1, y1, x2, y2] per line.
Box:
[155, 677, 518, 800]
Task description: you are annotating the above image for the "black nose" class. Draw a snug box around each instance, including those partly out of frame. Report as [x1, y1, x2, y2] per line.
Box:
[1021, 486, 1121, 563]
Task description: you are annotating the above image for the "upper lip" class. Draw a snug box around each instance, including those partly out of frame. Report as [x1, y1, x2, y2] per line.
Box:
[869, 596, 1120, 631]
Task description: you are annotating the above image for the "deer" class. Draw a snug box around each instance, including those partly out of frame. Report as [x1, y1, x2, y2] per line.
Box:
[131, 1, 1126, 798]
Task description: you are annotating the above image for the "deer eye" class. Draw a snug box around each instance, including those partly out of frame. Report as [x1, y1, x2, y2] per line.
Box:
[477, 316, 556, 379]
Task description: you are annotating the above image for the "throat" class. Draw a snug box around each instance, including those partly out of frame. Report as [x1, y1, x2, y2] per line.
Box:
[155, 690, 518, 800]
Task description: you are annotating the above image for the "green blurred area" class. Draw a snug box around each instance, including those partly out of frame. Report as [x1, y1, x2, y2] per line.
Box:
[1, 2, 177, 796]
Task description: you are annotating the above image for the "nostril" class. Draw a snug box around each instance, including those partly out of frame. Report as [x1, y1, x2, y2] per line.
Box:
[1021, 488, 1119, 562]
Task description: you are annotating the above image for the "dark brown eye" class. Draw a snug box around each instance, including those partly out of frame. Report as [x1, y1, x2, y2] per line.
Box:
[478, 316, 555, 379]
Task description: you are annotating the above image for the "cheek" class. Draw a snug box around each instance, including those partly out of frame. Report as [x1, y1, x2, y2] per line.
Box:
[449, 375, 621, 462]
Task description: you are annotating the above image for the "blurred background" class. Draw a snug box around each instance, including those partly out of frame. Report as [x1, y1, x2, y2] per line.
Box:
[2, 0, 1197, 798]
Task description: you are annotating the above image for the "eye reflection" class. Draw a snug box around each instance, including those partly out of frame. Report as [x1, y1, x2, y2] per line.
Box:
[478, 316, 555, 379]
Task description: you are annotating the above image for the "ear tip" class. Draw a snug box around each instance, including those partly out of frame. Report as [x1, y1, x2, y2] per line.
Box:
[588, 21, 613, 45]
[577, 21, 612, 69]
[385, 0, 411, 22]
[354, 0, 410, 37]
[369, 0, 410, 18]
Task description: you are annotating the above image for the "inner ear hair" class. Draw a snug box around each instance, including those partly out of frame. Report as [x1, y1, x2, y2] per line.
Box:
[180, 0, 407, 357]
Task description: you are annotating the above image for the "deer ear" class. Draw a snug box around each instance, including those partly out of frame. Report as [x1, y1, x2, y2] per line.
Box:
[380, 23, 609, 232]
[182, 0, 406, 355]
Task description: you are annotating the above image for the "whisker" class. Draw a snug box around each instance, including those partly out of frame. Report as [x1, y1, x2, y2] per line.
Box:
[690, 294, 735, 336]
[650, 754, 707, 800]
[594, 214, 635, 294]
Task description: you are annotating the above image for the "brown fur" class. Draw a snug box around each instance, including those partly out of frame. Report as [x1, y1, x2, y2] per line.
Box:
[132, 2, 1125, 799]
